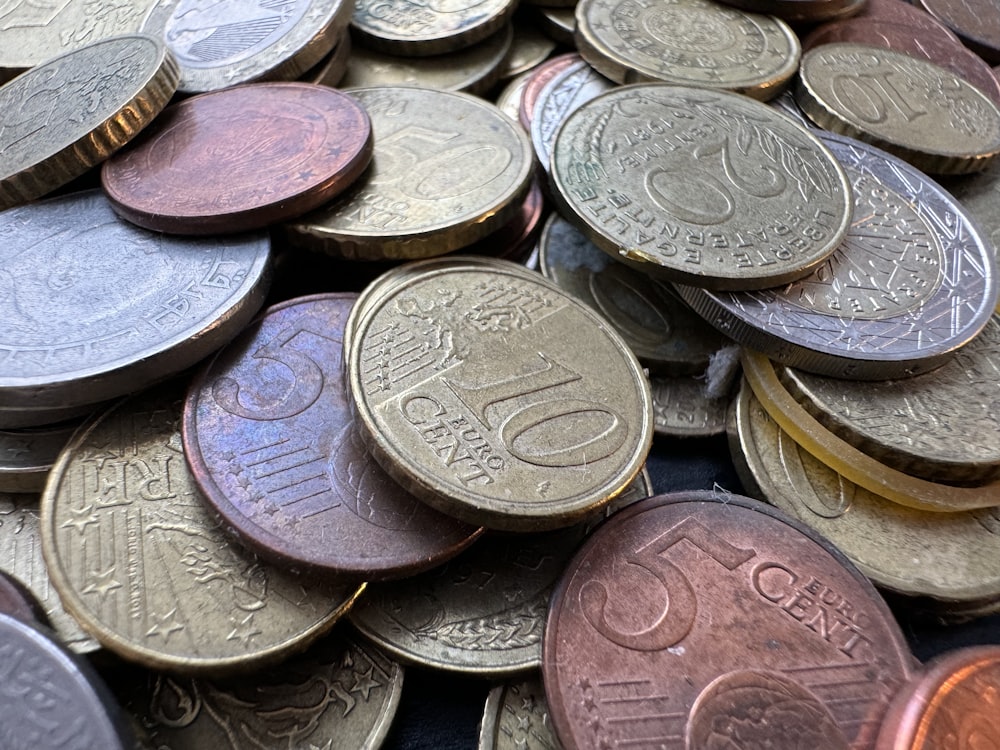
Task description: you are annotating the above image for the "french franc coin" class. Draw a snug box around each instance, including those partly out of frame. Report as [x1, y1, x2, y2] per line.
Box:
[0, 191, 271, 427]
[677, 132, 998, 379]
[0, 34, 178, 210]
[550, 84, 852, 290]
[142, 0, 352, 94]
[346, 257, 653, 531]
[41, 382, 363, 674]
[574, 0, 800, 100]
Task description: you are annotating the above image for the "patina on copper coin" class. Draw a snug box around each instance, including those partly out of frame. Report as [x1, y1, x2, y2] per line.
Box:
[183, 293, 481, 579]
[102, 82, 373, 235]
[543, 491, 914, 750]
[875, 646, 1000, 749]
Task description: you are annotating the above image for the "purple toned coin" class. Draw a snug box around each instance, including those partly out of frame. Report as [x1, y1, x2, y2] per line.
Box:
[183, 293, 482, 579]
[914, 0, 1000, 64]
[102, 83, 373, 235]
[0, 570, 49, 627]
[518, 52, 581, 131]
[542, 491, 914, 750]
[802, 19, 1000, 106]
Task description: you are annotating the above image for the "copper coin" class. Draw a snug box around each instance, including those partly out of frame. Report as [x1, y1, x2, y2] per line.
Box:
[519, 52, 581, 131]
[183, 293, 482, 579]
[876, 645, 1000, 749]
[0, 570, 49, 627]
[464, 179, 546, 263]
[914, 0, 1000, 64]
[101, 82, 373, 235]
[802, 19, 1000, 106]
[850, 0, 960, 39]
[543, 491, 914, 749]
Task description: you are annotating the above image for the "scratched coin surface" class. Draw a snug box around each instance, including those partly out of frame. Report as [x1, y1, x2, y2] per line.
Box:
[283, 87, 534, 260]
[120, 631, 403, 750]
[347, 258, 653, 531]
[575, 0, 800, 99]
[542, 491, 914, 750]
[0, 191, 271, 421]
[731, 383, 1000, 604]
[0, 612, 135, 749]
[550, 84, 852, 290]
[677, 132, 999, 379]
[0, 419, 82, 493]
[142, 0, 352, 93]
[351, 0, 517, 55]
[796, 43, 1000, 175]
[41, 382, 363, 674]
[0, 34, 178, 210]
[913, 0, 1000, 63]
[479, 677, 561, 749]
[102, 82, 373, 235]
[184, 294, 481, 578]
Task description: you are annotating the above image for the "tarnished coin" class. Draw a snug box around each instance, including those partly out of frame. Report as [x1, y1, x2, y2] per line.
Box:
[776, 315, 1000, 485]
[496, 70, 533, 122]
[0, 612, 135, 749]
[731, 382, 1000, 605]
[340, 26, 513, 95]
[142, 0, 352, 93]
[121, 632, 403, 750]
[464, 180, 547, 264]
[283, 87, 534, 261]
[0, 34, 178, 210]
[575, 0, 799, 100]
[347, 258, 653, 531]
[501, 16, 558, 79]
[184, 294, 481, 579]
[913, 0, 1000, 63]
[519, 52, 581, 131]
[797, 43, 1000, 175]
[479, 678, 561, 750]
[551, 84, 852, 290]
[677, 133, 999, 379]
[543, 492, 914, 750]
[876, 646, 1000, 749]
[301, 29, 352, 86]
[537, 7, 575, 45]
[0, 570, 48, 626]
[651, 377, 730, 437]
[351, 0, 517, 56]
[41, 382, 363, 674]
[538, 214, 728, 376]
[102, 83, 373, 235]
[715, 0, 864, 23]
[0, 191, 270, 423]
[852, 0, 961, 40]
[0, 420, 81, 494]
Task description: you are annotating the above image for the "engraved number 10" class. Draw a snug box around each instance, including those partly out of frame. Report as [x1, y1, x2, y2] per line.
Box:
[830, 71, 927, 124]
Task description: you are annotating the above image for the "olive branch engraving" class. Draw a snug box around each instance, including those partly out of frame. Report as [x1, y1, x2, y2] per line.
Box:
[408, 598, 546, 651]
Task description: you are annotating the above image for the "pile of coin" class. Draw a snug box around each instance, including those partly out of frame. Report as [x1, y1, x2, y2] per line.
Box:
[2, 0, 1000, 746]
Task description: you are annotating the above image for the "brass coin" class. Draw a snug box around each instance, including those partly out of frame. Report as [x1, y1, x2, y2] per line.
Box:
[550, 84, 852, 290]
[340, 25, 514, 95]
[796, 43, 1000, 175]
[575, 0, 800, 100]
[650, 376, 730, 437]
[142, 0, 351, 94]
[479, 678, 561, 750]
[347, 258, 653, 531]
[0, 419, 82, 494]
[351, 0, 517, 56]
[301, 29, 352, 86]
[40, 382, 363, 674]
[282, 87, 534, 261]
[501, 15, 558, 79]
[0, 34, 178, 210]
[731, 381, 1000, 604]
[496, 70, 533, 122]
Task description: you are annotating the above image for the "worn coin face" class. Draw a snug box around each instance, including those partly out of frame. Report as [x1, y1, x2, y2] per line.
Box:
[351, 0, 517, 55]
[651, 377, 730, 437]
[0, 34, 178, 210]
[913, 0, 1000, 63]
[479, 678, 561, 749]
[184, 294, 481, 579]
[41, 382, 363, 674]
[575, 0, 800, 99]
[0, 191, 271, 420]
[142, 0, 351, 93]
[797, 43, 1000, 175]
[543, 492, 914, 750]
[551, 84, 852, 290]
[283, 87, 534, 260]
[677, 133, 999, 379]
[348, 259, 653, 531]
[102, 83, 373, 234]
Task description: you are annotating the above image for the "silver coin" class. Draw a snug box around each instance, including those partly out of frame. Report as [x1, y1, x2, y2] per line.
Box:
[0, 420, 83, 493]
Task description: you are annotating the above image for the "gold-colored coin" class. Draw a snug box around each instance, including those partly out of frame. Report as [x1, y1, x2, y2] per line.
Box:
[537, 8, 575, 46]
[575, 0, 800, 100]
[500, 16, 557, 79]
[550, 84, 853, 290]
[651, 376, 730, 437]
[347, 258, 653, 531]
[301, 29, 352, 86]
[340, 26, 513, 95]
[282, 87, 534, 261]
[479, 678, 561, 749]
[0, 34, 178, 210]
[796, 43, 1000, 174]
[40, 382, 363, 674]
[496, 70, 533, 122]
[731, 381, 1000, 605]
[742, 350, 1000, 513]
[142, 0, 351, 94]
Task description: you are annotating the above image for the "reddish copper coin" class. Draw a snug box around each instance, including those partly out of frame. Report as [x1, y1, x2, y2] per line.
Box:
[182, 293, 482, 579]
[519, 52, 582, 131]
[851, 0, 960, 40]
[101, 83, 373, 235]
[914, 0, 1000, 63]
[543, 491, 915, 750]
[0, 570, 49, 627]
[875, 646, 1000, 749]
[802, 19, 1000, 106]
